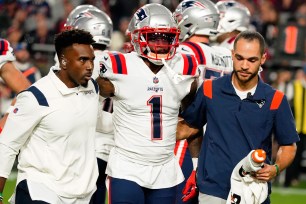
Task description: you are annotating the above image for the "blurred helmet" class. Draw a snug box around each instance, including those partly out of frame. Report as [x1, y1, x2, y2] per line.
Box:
[216, 0, 246, 17]
[123, 18, 135, 53]
[71, 9, 113, 46]
[65, 4, 100, 28]
[173, 0, 220, 41]
[216, 1, 250, 33]
[130, 3, 180, 65]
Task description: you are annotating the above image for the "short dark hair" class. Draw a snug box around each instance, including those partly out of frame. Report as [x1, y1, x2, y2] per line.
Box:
[54, 29, 95, 57]
[234, 31, 266, 55]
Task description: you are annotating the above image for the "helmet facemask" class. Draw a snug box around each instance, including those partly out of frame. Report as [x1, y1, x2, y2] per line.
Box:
[132, 27, 180, 64]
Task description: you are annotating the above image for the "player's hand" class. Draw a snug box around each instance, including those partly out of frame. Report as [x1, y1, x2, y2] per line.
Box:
[182, 170, 198, 202]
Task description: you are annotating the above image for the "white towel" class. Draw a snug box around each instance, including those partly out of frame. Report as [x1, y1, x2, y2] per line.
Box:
[226, 150, 268, 204]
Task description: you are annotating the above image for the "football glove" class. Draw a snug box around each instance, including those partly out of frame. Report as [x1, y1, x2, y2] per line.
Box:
[182, 170, 198, 202]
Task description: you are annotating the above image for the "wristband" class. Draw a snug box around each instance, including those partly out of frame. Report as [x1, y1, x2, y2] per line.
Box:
[192, 158, 198, 170]
[274, 164, 280, 176]
[0, 192, 3, 201]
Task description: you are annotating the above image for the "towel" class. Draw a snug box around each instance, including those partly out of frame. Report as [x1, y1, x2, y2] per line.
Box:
[226, 150, 268, 204]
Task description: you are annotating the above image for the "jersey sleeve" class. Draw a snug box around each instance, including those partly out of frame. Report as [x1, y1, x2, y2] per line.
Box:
[170, 53, 199, 77]
[0, 39, 16, 69]
[274, 94, 300, 145]
[0, 90, 43, 178]
[98, 51, 127, 80]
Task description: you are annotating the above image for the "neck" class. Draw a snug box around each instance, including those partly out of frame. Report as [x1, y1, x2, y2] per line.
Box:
[188, 35, 210, 44]
[143, 58, 163, 74]
[232, 73, 259, 91]
[55, 70, 78, 88]
[217, 31, 240, 44]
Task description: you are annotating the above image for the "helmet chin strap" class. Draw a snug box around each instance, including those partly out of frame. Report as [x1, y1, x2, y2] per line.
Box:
[161, 58, 185, 84]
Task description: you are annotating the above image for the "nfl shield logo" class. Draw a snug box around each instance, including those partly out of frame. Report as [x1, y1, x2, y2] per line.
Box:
[153, 77, 159, 84]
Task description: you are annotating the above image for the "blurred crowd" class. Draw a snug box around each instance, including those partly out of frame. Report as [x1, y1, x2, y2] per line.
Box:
[0, 0, 306, 188]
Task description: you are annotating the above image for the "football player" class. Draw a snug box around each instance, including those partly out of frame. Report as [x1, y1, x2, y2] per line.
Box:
[97, 3, 199, 203]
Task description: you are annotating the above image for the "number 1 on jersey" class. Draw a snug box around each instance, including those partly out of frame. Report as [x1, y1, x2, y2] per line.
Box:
[147, 96, 163, 140]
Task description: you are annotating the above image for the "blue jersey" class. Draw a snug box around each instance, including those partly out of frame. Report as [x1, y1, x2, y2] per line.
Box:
[181, 74, 299, 199]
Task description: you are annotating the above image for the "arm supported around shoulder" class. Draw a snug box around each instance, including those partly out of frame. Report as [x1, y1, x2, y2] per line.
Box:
[176, 120, 200, 140]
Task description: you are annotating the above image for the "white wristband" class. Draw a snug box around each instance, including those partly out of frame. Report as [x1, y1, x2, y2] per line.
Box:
[6, 106, 15, 114]
[192, 158, 198, 170]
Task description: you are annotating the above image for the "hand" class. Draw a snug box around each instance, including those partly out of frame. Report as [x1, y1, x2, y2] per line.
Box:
[182, 170, 198, 202]
[255, 164, 278, 181]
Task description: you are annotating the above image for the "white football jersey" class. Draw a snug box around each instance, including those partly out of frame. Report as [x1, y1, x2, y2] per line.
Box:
[218, 36, 237, 50]
[100, 51, 198, 188]
[0, 39, 16, 69]
[178, 42, 233, 81]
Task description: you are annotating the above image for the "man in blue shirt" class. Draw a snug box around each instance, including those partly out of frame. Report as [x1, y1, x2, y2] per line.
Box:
[177, 31, 299, 204]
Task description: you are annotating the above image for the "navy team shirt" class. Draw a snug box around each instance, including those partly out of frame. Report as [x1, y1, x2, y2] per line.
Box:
[181, 74, 300, 200]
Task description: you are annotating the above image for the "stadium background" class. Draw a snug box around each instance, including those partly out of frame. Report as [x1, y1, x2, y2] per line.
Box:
[1, 0, 306, 203]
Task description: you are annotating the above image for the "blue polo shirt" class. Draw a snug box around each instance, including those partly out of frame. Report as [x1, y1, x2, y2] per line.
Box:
[181, 74, 299, 200]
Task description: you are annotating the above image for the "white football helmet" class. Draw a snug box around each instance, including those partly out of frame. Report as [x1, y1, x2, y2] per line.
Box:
[64, 4, 100, 28]
[130, 3, 180, 65]
[173, 0, 220, 41]
[71, 9, 113, 47]
[216, 1, 251, 33]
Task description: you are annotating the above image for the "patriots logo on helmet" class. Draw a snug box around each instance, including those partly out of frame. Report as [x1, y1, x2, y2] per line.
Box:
[182, 0, 206, 12]
[135, 8, 147, 21]
[74, 11, 94, 21]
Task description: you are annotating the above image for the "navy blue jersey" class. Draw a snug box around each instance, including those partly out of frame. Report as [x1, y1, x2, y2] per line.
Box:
[181, 74, 299, 199]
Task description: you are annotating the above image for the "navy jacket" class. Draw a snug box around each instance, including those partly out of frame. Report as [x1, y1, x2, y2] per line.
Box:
[182, 74, 299, 200]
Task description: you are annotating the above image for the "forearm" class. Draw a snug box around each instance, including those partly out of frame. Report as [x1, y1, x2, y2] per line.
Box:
[1, 62, 31, 93]
[274, 143, 297, 173]
[0, 177, 7, 194]
[96, 76, 115, 98]
[176, 120, 199, 140]
[187, 130, 203, 158]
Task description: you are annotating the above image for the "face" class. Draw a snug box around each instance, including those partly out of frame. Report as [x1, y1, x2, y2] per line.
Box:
[62, 43, 95, 88]
[146, 32, 175, 55]
[232, 38, 266, 86]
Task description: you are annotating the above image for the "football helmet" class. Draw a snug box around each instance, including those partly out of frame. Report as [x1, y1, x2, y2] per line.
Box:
[123, 19, 135, 53]
[130, 3, 180, 65]
[64, 4, 100, 29]
[216, 1, 250, 33]
[71, 9, 113, 46]
[173, 0, 220, 41]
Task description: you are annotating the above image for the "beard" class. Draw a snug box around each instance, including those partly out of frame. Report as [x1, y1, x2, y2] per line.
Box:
[233, 68, 259, 84]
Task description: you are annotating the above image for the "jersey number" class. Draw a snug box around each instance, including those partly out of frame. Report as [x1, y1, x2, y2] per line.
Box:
[147, 96, 162, 140]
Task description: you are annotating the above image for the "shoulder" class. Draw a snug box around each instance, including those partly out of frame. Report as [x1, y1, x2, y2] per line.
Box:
[179, 42, 210, 65]
[169, 52, 198, 76]
[99, 51, 132, 76]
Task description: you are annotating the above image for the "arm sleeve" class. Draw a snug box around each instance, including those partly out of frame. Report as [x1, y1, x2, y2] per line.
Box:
[0, 91, 43, 177]
[274, 95, 300, 145]
[181, 83, 207, 129]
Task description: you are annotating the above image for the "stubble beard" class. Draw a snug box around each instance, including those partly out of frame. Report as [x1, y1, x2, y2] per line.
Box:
[233, 69, 258, 84]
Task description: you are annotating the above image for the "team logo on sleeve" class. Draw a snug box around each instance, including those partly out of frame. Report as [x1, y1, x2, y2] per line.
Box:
[13, 108, 19, 113]
[100, 62, 107, 74]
